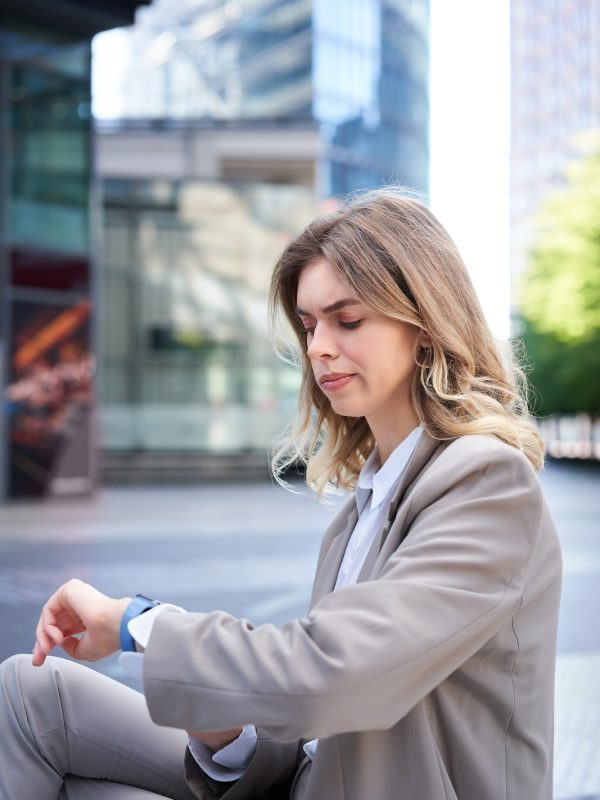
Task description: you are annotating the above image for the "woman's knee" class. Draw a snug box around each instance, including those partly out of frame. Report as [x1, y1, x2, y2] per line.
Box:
[0, 653, 77, 723]
[0, 653, 35, 698]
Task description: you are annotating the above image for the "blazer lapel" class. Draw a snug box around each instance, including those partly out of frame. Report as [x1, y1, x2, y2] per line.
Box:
[356, 433, 444, 582]
[384, 432, 442, 531]
[310, 497, 358, 607]
[311, 434, 445, 602]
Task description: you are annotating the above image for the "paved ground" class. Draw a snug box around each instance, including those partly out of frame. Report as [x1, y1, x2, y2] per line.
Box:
[0, 459, 598, 798]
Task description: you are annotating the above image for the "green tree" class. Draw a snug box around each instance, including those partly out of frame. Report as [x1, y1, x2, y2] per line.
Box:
[518, 138, 600, 417]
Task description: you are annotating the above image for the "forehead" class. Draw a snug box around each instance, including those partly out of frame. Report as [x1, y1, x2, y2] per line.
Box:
[296, 257, 356, 309]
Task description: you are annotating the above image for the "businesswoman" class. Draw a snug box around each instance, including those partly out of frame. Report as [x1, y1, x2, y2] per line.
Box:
[0, 190, 562, 800]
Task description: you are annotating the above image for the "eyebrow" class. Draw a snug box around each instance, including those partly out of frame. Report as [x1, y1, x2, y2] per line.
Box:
[295, 298, 362, 316]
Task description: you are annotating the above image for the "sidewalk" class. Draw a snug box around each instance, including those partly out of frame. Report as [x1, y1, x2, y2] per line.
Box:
[555, 652, 600, 799]
[1, 459, 599, 798]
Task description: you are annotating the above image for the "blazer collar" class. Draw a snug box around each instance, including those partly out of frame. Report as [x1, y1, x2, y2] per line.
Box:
[382, 431, 442, 534]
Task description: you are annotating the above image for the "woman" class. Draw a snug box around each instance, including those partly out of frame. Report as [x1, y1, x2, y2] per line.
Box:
[0, 190, 562, 800]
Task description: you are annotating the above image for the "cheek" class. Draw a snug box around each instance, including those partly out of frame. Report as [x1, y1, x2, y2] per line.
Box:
[368, 334, 418, 381]
[343, 332, 380, 363]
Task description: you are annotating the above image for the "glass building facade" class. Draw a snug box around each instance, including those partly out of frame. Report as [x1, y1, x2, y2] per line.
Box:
[90, 0, 430, 473]
[100, 177, 319, 455]
[0, 2, 147, 499]
[95, 0, 430, 196]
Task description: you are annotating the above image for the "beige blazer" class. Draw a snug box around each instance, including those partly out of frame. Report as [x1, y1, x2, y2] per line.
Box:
[144, 433, 562, 800]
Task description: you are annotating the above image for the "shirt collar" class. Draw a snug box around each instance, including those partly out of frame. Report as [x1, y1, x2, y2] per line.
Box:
[356, 426, 423, 512]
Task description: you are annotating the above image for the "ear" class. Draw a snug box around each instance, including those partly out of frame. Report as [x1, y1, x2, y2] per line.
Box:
[418, 330, 432, 348]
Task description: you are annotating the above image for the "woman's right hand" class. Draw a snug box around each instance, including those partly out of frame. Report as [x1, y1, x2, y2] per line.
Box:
[32, 578, 131, 666]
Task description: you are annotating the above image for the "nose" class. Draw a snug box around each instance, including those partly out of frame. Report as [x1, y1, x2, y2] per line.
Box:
[306, 322, 337, 361]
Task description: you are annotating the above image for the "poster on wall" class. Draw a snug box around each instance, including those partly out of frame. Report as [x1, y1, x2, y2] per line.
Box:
[6, 298, 95, 498]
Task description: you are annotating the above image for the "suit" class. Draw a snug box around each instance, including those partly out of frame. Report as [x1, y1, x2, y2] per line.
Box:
[143, 433, 562, 800]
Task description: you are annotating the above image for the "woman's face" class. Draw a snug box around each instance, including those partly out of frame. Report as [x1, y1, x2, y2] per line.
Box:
[296, 257, 422, 451]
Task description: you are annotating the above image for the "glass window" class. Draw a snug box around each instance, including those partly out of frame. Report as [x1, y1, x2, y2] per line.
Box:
[8, 47, 91, 253]
[100, 178, 320, 453]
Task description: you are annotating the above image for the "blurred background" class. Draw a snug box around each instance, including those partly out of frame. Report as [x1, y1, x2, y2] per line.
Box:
[0, 0, 598, 496]
[0, 1, 599, 798]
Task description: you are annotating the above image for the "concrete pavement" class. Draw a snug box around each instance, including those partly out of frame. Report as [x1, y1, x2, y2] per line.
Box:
[0, 459, 599, 799]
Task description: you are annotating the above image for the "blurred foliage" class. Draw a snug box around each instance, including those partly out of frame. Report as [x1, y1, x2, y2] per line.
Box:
[518, 138, 600, 416]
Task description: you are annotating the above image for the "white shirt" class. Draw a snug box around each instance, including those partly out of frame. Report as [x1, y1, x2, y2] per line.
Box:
[119, 426, 422, 780]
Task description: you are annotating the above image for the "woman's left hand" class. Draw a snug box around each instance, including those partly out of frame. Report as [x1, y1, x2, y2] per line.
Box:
[32, 578, 131, 666]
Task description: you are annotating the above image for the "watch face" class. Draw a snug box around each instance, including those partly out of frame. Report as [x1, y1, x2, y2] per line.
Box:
[136, 594, 160, 605]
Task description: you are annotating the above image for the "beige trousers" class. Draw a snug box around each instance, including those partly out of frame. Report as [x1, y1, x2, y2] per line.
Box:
[0, 654, 198, 800]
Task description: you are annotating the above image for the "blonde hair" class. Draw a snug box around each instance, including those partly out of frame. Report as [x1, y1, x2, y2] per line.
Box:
[269, 189, 544, 496]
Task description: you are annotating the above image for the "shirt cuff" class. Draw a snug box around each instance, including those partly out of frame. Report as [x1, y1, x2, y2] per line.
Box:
[128, 603, 186, 649]
[118, 603, 185, 685]
[187, 725, 257, 782]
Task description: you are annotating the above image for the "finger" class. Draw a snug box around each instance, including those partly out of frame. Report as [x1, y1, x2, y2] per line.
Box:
[42, 581, 83, 630]
[46, 624, 65, 646]
[42, 601, 62, 635]
[38, 607, 67, 652]
[35, 615, 55, 655]
[53, 579, 91, 619]
[61, 634, 95, 662]
[53, 607, 86, 638]
[33, 580, 86, 663]
[35, 589, 64, 651]
[32, 641, 46, 667]
[59, 621, 86, 637]
[42, 602, 83, 646]
[59, 635, 80, 659]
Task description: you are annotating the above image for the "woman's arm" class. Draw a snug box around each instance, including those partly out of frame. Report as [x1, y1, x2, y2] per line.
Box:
[32, 580, 244, 752]
[141, 439, 558, 741]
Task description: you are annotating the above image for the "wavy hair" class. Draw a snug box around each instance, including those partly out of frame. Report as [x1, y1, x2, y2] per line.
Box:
[269, 189, 544, 496]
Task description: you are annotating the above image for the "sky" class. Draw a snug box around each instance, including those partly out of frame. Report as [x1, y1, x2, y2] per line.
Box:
[93, 0, 511, 338]
[429, 0, 510, 338]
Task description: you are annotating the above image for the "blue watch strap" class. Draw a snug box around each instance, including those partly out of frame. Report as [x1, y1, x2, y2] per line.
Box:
[119, 594, 160, 653]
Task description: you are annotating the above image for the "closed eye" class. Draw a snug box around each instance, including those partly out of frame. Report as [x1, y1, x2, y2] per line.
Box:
[297, 319, 361, 334]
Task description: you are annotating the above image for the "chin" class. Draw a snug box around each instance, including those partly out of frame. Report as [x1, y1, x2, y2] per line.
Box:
[329, 400, 365, 418]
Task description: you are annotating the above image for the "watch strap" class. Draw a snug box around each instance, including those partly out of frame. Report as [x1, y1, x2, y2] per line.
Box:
[119, 594, 161, 653]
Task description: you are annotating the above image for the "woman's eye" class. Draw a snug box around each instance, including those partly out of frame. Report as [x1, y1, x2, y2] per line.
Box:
[340, 320, 361, 330]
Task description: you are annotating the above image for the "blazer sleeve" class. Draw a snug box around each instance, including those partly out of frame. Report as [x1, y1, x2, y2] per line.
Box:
[142, 438, 551, 742]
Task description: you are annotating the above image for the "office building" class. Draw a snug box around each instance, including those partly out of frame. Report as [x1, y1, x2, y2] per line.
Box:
[95, 120, 321, 478]
[0, 0, 148, 499]
[95, 0, 430, 197]
[92, 0, 431, 479]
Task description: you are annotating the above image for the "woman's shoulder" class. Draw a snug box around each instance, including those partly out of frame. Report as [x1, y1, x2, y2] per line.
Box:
[442, 432, 535, 462]
[421, 433, 541, 493]
[398, 434, 551, 546]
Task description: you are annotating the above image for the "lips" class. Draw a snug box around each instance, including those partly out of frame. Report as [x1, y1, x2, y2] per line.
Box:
[319, 373, 354, 391]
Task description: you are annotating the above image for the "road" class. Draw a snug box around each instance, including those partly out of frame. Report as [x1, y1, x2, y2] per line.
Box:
[0, 459, 598, 799]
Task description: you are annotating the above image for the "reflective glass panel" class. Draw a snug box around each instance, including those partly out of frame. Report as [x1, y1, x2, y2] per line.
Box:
[100, 179, 319, 453]
[8, 32, 91, 253]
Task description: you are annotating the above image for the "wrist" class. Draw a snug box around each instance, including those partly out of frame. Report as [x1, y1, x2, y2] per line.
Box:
[111, 598, 132, 650]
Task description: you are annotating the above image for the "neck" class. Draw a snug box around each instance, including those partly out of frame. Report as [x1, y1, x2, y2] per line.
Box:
[368, 409, 420, 465]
